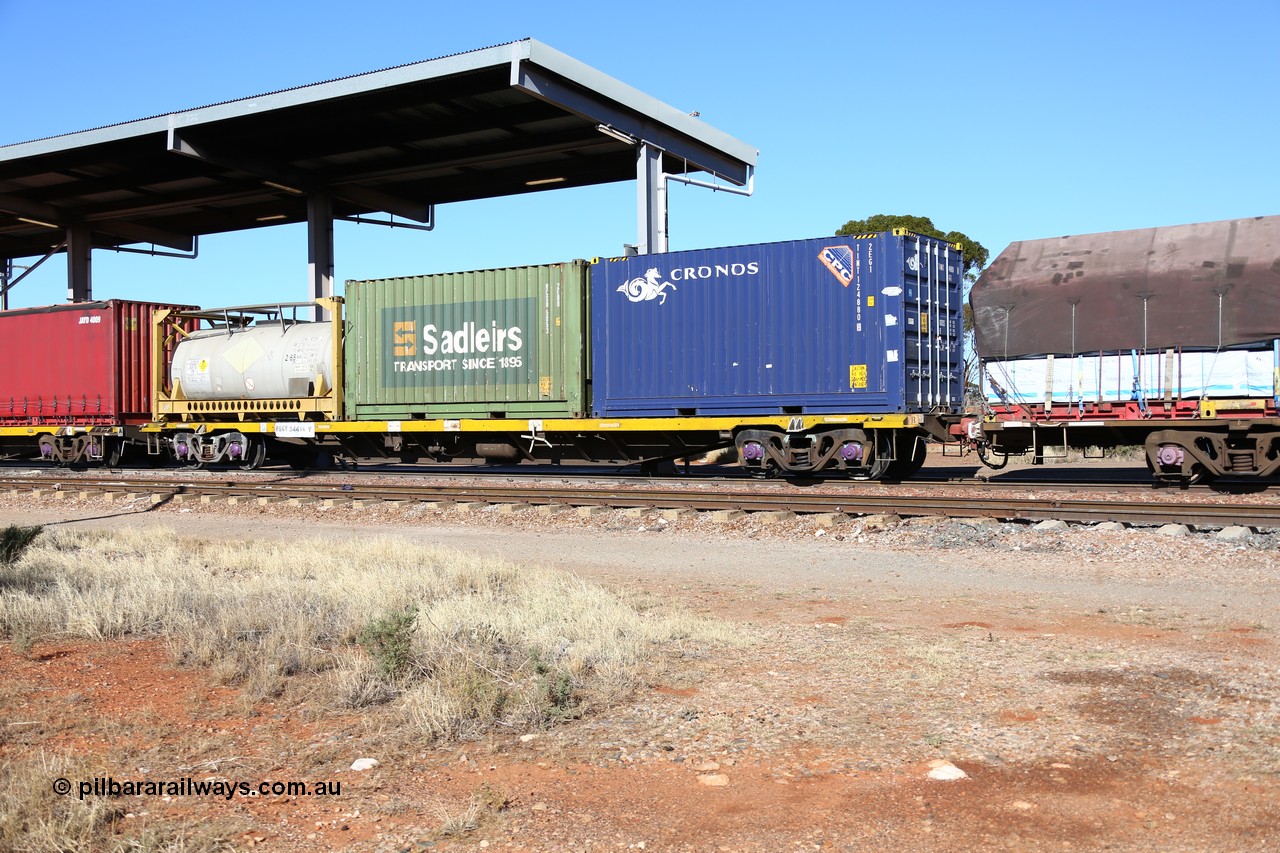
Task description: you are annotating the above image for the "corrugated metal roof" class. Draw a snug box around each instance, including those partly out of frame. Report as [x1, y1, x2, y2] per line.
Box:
[1, 40, 526, 150]
[0, 39, 756, 262]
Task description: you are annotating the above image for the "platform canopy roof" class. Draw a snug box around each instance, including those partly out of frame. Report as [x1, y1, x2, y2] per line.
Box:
[0, 39, 757, 261]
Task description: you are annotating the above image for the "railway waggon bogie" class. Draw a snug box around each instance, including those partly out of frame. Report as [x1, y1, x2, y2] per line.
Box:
[0, 425, 128, 468]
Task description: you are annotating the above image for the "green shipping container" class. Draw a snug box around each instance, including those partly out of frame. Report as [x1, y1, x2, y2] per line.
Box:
[343, 261, 589, 420]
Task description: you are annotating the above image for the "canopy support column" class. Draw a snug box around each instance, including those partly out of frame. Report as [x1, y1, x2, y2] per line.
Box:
[66, 224, 92, 302]
[636, 142, 667, 255]
[308, 191, 334, 321]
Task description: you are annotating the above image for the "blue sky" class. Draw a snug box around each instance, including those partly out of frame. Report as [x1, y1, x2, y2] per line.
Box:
[2, 0, 1278, 309]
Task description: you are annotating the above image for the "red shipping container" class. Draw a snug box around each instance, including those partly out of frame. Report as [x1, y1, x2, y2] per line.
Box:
[0, 300, 192, 426]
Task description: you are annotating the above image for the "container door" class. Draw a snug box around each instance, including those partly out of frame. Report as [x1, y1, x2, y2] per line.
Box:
[899, 235, 964, 413]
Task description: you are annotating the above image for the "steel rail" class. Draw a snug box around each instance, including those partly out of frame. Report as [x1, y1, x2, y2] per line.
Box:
[3, 475, 1278, 529]
[2, 459, 1272, 494]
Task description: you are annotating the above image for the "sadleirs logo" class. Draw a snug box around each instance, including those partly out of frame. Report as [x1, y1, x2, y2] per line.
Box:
[818, 246, 855, 287]
[617, 268, 677, 305]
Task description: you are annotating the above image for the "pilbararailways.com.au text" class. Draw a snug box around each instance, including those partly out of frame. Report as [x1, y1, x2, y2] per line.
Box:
[53, 777, 342, 802]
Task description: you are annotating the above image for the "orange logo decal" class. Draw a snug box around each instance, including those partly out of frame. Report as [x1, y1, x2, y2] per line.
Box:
[394, 321, 417, 357]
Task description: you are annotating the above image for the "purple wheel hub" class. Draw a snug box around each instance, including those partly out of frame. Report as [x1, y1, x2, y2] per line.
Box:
[741, 441, 765, 462]
[1156, 445, 1184, 467]
[840, 442, 864, 462]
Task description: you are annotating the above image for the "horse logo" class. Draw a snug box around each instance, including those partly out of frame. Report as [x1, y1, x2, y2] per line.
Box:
[617, 268, 677, 305]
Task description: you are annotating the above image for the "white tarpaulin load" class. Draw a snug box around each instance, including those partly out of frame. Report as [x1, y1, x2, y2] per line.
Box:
[985, 348, 1278, 405]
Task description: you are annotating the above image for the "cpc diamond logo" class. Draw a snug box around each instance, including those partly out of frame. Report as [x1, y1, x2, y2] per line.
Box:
[818, 246, 854, 287]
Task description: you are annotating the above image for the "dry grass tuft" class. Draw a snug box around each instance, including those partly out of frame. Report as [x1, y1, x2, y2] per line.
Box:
[429, 781, 511, 839]
[0, 752, 238, 852]
[0, 753, 120, 852]
[0, 524, 42, 566]
[0, 527, 736, 846]
[0, 527, 736, 740]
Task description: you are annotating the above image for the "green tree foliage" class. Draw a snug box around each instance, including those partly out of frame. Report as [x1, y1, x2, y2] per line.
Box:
[836, 214, 989, 281]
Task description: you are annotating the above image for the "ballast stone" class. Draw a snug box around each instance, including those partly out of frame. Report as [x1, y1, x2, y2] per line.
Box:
[1157, 524, 1191, 537]
[1215, 526, 1253, 541]
[926, 760, 968, 781]
[1032, 519, 1070, 532]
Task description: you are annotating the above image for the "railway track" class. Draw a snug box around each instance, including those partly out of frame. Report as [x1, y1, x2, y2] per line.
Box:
[3, 472, 1279, 530]
[5, 457, 1270, 494]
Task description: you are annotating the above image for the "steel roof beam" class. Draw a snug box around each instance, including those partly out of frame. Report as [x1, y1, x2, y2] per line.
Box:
[512, 64, 752, 187]
[12, 164, 216, 204]
[326, 129, 616, 185]
[92, 220, 195, 253]
[0, 191, 193, 252]
[0, 192, 65, 225]
[168, 129, 433, 223]
[277, 103, 565, 162]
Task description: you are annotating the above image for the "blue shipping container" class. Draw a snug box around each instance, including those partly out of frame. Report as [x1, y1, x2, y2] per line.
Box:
[590, 233, 965, 416]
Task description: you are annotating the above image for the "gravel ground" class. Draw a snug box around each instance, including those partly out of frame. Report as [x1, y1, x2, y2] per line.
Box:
[1, 461, 1278, 851]
[1, 477, 1276, 622]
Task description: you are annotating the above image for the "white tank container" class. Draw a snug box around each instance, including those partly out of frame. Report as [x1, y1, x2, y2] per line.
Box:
[172, 321, 333, 400]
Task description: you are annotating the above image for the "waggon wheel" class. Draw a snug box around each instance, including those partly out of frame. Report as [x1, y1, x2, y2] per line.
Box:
[238, 437, 267, 471]
[883, 438, 927, 481]
[169, 433, 202, 468]
[36, 434, 59, 466]
[849, 458, 891, 481]
[848, 432, 893, 481]
[1185, 464, 1216, 486]
[101, 438, 124, 468]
